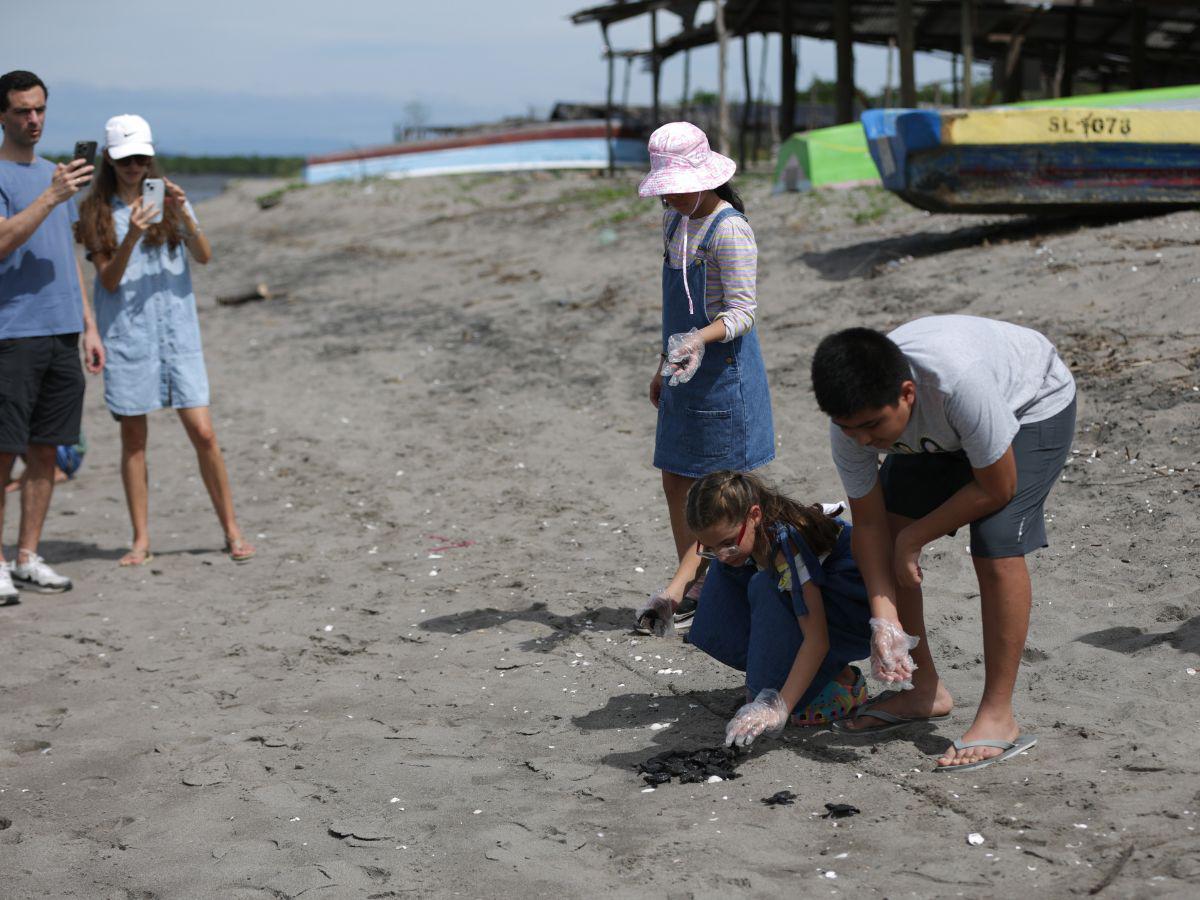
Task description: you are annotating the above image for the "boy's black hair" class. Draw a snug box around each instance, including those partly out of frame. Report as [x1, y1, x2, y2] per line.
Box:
[0, 71, 47, 111]
[810, 327, 913, 419]
[714, 181, 745, 213]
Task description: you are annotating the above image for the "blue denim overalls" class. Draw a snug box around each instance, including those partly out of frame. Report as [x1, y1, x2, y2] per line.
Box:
[688, 520, 872, 712]
[653, 208, 774, 477]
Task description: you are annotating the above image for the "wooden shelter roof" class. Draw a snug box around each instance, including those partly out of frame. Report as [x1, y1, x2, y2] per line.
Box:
[573, 2, 1200, 84]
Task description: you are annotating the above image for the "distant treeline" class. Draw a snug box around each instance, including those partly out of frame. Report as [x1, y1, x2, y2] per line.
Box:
[46, 153, 305, 177]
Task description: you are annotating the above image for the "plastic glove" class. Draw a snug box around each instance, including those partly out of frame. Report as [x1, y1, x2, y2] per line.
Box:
[869, 617, 920, 690]
[662, 328, 705, 386]
[635, 589, 675, 637]
[725, 688, 790, 748]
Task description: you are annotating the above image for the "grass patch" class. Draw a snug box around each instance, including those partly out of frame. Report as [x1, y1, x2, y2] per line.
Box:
[255, 181, 307, 209]
[850, 188, 897, 225]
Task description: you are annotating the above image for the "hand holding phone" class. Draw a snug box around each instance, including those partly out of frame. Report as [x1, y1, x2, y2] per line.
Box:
[141, 177, 165, 225]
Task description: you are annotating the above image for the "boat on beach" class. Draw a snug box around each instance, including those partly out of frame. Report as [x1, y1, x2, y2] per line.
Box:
[862, 104, 1200, 214]
[775, 83, 1200, 197]
[303, 119, 648, 185]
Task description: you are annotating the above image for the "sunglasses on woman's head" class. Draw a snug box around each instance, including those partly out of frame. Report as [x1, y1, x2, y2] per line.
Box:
[114, 155, 151, 167]
[696, 517, 749, 560]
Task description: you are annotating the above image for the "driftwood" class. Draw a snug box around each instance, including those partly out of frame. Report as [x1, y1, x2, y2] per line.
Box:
[215, 283, 283, 307]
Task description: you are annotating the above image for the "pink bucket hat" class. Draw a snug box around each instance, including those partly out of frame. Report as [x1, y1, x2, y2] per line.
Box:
[637, 122, 736, 197]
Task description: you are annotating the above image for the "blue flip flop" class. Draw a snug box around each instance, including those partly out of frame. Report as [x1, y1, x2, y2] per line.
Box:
[933, 734, 1037, 773]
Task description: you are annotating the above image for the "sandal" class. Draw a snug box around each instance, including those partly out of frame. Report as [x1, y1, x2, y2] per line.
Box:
[791, 666, 870, 727]
[224, 538, 257, 562]
[119, 548, 154, 567]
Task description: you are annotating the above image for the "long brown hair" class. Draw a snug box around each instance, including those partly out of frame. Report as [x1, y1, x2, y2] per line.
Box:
[75, 154, 186, 256]
[685, 470, 840, 558]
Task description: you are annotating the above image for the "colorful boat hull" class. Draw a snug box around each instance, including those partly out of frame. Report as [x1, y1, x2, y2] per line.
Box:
[304, 121, 648, 185]
[777, 83, 1200, 195]
[862, 107, 1200, 214]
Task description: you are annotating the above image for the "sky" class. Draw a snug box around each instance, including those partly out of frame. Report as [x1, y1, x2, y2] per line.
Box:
[4, 1, 972, 157]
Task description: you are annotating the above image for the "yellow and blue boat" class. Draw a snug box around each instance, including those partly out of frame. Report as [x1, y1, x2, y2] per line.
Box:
[862, 105, 1200, 214]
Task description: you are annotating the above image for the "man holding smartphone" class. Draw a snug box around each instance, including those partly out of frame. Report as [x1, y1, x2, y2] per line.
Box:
[0, 70, 105, 602]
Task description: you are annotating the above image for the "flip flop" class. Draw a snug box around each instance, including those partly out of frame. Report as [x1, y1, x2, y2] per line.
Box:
[224, 539, 257, 563]
[119, 549, 154, 567]
[933, 734, 1038, 773]
[830, 705, 951, 736]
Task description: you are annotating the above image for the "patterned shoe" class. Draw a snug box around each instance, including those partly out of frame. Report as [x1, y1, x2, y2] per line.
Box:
[791, 666, 869, 727]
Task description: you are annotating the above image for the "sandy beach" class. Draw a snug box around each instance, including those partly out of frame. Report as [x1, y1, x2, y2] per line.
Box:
[2, 169, 1199, 898]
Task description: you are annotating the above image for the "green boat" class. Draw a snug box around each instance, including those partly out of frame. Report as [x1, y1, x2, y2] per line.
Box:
[774, 82, 1200, 193]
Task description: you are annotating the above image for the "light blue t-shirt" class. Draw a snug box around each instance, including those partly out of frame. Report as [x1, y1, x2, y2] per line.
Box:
[0, 158, 84, 338]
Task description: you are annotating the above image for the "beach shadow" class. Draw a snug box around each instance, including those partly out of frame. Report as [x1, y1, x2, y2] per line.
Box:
[32, 539, 128, 563]
[34, 540, 219, 564]
[576, 687, 748, 775]
[1076, 616, 1200, 656]
[800, 213, 1157, 282]
[418, 601, 632, 652]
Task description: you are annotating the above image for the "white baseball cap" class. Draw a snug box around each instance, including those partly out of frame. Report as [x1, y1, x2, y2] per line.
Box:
[104, 114, 155, 160]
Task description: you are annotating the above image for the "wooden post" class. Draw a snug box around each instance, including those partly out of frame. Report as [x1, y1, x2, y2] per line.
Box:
[715, 0, 730, 155]
[651, 9, 660, 127]
[834, 0, 855, 124]
[898, 0, 916, 107]
[961, 0, 974, 108]
[752, 34, 767, 160]
[780, 0, 796, 140]
[602, 23, 614, 176]
[1060, 0, 1078, 98]
[1003, 34, 1026, 104]
[884, 38, 895, 108]
[1130, 1, 1147, 90]
[740, 32, 752, 168]
[682, 49, 691, 119]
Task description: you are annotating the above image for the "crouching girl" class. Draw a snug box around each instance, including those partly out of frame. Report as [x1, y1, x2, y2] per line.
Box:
[685, 471, 872, 746]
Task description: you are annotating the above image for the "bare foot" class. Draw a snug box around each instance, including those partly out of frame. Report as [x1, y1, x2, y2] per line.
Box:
[119, 547, 153, 567]
[839, 681, 954, 732]
[936, 710, 1020, 768]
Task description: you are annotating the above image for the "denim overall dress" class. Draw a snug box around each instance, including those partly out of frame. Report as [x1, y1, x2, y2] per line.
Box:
[688, 520, 872, 712]
[653, 208, 774, 478]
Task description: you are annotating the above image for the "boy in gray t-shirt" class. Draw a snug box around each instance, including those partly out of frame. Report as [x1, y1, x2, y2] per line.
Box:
[811, 315, 1076, 773]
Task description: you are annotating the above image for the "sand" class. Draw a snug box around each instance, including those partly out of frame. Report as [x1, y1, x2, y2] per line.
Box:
[2, 170, 1199, 898]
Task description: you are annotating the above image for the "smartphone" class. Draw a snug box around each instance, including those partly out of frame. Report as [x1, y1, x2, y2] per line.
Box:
[72, 140, 97, 163]
[142, 178, 165, 224]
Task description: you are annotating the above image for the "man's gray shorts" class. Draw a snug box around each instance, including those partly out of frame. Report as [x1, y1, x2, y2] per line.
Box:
[878, 398, 1076, 559]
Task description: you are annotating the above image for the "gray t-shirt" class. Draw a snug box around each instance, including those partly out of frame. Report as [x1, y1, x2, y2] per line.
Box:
[831, 315, 1076, 499]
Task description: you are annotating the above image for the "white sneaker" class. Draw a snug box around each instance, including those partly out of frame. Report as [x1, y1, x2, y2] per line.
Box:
[0, 563, 18, 604]
[11, 553, 73, 593]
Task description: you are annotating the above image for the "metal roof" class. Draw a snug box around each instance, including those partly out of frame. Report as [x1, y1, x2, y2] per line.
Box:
[573, 2, 1200, 85]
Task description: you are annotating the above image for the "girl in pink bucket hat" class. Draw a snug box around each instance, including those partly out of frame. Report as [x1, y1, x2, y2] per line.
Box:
[634, 122, 776, 637]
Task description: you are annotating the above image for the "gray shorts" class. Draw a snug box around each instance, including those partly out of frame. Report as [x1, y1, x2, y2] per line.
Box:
[879, 398, 1076, 558]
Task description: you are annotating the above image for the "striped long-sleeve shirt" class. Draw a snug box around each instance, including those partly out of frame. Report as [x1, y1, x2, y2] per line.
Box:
[663, 201, 758, 341]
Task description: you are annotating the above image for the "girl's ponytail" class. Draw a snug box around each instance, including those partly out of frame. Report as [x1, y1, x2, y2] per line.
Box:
[713, 181, 745, 214]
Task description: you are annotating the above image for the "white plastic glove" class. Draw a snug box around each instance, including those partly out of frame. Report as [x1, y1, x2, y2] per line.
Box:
[724, 688, 790, 748]
[662, 328, 705, 386]
[869, 617, 920, 690]
[635, 589, 675, 637]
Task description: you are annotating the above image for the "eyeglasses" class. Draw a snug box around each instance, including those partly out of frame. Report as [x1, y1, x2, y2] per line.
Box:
[696, 517, 749, 561]
[114, 155, 151, 167]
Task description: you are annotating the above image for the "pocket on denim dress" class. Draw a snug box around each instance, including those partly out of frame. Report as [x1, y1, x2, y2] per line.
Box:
[684, 407, 733, 459]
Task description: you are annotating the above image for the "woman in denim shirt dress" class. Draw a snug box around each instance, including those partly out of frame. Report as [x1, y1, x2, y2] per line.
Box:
[75, 115, 254, 565]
